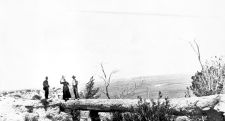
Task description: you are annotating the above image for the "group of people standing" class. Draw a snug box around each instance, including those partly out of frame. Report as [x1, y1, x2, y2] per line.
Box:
[42, 75, 79, 101]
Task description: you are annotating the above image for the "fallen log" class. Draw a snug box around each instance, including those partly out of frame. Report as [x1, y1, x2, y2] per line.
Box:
[24, 94, 225, 116]
[61, 95, 224, 113]
[61, 99, 138, 112]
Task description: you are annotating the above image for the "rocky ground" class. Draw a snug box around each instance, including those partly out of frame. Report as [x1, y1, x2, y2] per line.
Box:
[0, 88, 80, 121]
[0, 88, 113, 121]
[0, 96, 24, 121]
[1, 88, 225, 121]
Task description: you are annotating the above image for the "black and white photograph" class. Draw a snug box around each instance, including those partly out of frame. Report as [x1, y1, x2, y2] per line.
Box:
[1, 0, 225, 121]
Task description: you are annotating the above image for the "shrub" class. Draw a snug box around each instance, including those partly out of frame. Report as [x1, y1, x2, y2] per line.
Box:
[83, 76, 100, 99]
[111, 92, 175, 121]
[190, 56, 225, 97]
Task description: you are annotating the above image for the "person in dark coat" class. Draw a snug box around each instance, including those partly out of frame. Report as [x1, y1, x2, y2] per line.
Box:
[72, 75, 79, 99]
[60, 75, 71, 101]
[43, 76, 49, 99]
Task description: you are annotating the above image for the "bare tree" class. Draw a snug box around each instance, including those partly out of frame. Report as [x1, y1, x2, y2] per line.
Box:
[99, 63, 117, 99]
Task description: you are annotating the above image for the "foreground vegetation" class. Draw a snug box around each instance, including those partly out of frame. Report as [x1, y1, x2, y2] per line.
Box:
[109, 56, 225, 121]
[111, 92, 175, 121]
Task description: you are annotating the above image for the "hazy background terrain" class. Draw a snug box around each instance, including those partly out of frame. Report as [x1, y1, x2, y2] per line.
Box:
[97, 74, 191, 99]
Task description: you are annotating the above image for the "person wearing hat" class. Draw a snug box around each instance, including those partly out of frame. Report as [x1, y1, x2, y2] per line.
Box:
[43, 76, 49, 99]
[72, 75, 79, 99]
[60, 75, 71, 101]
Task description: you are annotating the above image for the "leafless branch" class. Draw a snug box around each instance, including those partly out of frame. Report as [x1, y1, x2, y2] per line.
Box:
[99, 63, 117, 99]
[189, 40, 204, 70]
[108, 70, 118, 84]
[189, 41, 198, 55]
[194, 40, 204, 70]
[101, 63, 107, 79]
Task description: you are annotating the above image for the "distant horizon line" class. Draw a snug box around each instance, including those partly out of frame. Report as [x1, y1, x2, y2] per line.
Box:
[0, 72, 193, 92]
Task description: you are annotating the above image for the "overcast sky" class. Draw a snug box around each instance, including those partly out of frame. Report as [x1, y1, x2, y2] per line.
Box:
[1, 0, 225, 91]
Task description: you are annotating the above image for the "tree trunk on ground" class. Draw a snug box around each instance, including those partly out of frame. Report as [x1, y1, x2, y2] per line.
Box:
[24, 94, 225, 120]
[59, 94, 225, 116]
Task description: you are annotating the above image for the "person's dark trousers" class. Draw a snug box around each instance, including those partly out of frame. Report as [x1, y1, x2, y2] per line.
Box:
[76, 88, 79, 98]
[44, 88, 49, 99]
[73, 86, 79, 99]
[73, 85, 76, 98]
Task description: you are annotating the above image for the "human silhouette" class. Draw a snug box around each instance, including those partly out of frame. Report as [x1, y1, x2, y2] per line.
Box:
[60, 75, 71, 101]
[72, 75, 79, 99]
[43, 76, 49, 99]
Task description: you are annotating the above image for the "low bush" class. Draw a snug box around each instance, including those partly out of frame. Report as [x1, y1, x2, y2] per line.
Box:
[111, 92, 175, 121]
[190, 56, 225, 97]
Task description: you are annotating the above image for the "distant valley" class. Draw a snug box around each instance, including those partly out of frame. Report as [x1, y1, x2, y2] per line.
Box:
[97, 74, 193, 99]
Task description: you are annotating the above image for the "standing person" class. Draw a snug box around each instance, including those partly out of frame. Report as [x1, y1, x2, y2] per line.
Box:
[43, 76, 49, 99]
[72, 75, 79, 99]
[60, 75, 71, 101]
